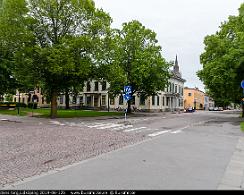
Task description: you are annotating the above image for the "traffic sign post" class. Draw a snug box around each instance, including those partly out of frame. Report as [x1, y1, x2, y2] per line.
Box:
[124, 86, 132, 94]
[123, 85, 132, 121]
[241, 80, 244, 89]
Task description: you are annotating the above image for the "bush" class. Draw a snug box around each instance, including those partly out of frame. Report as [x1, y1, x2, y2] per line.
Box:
[28, 103, 38, 109]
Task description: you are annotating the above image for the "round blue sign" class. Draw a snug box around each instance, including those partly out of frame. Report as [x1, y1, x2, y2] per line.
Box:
[241, 80, 244, 89]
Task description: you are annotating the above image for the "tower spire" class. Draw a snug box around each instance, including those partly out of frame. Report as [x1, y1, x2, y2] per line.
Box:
[174, 54, 179, 72]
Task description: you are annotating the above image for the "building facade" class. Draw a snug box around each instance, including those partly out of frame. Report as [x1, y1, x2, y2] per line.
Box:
[13, 87, 49, 107]
[13, 56, 186, 112]
[183, 87, 205, 110]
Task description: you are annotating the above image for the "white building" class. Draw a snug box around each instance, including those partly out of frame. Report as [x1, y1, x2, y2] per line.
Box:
[57, 56, 186, 112]
[12, 56, 186, 112]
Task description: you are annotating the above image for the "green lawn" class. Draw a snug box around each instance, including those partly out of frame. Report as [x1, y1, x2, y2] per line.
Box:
[241, 121, 244, 132]
[0, 108, 123, 118]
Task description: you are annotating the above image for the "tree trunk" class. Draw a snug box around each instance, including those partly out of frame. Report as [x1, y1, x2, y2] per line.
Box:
[127, 100, 132, 114]
[65, 89, 70, 110]
[50, 90, 58, 119]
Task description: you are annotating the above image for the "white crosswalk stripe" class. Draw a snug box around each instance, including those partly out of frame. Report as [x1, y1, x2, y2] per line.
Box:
[97, 124, 123, 129]
[87, 123, 113, 128]
[112, 125, 133, 131]
[171, 130, 182, 134]
[50, 120, 183, 137]
[148, 130, 171, 137]
[124, 127, 147, 132]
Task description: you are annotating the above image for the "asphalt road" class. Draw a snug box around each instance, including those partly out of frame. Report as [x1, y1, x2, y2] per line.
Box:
[3, 110, 244, 190]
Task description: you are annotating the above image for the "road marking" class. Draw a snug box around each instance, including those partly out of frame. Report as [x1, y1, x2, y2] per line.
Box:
[112, 125, 133, 130]
[124, 127, 147, 132]
[0, 119, 9, 121]
[97, 124, 122, 129]
[148, 130, 171, 137]
[87, 123, 112, 128]
[50, 121, 61, 125]
[171, 130, 182, 134]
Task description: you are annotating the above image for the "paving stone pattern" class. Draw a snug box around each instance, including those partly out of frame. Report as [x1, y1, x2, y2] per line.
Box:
[0, 120, 145, 187]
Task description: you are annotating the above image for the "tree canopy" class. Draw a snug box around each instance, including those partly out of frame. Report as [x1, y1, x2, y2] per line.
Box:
[197, 3, 244, 115]
[0, 0, 112, 118]
[98, 20, 170, 112]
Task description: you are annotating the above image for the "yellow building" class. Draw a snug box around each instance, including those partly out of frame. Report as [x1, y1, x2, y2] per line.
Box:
[183, 87, 205, 110]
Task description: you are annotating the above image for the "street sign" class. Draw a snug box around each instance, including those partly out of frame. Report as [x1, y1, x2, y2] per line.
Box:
[123, 94, 132, 101]
[241, 80, 244, 89]
[124, 85, 132, 94]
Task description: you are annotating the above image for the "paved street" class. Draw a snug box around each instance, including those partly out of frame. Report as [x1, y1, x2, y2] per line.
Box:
[1, 110, 244, 190]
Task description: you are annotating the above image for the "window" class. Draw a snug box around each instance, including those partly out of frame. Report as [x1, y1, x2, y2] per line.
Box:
[152, 95, 155, 106]
[110, 98, 115, 105]
[188, 93, 192, 96]
[119, 95, 123, 105]
[171, 83, 174, 93]
[169, 82, 171, 92]
[157, 96, 160, 106]
[101, 95, 106, 105]
[175, 85, 177, 93]
[94, 82, 99, 91]
[162, 97, 165, 106]
[102, 81, 107, 91]
[60, 95, 64, 104]
[140, 96, 145, 105]
[72, 96, 76, 104]
[79, 96, 83, 104]
[166, 97, 170, 106]
[87, 82, 91, 92]
[131, 96, 135, 105]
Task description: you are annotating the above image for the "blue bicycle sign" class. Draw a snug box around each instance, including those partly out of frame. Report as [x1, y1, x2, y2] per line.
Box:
[123, 94, 132, 101]
[124, 85, 132, 94]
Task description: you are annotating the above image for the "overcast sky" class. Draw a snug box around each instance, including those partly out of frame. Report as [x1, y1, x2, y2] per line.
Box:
[94, 0, 243, 91]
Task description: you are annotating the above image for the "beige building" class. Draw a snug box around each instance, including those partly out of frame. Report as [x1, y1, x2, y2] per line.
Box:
[183, 87, 205, 110]
[13, 87, 49, 107]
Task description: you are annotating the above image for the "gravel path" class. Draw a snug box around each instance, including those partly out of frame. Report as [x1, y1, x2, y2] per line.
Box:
[0, 119, 145, 187]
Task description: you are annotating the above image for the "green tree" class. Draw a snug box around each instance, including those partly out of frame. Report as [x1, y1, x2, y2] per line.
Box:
[0, 0, 111, 118]
[198, 3, 244, 117]
[99, 20, 170, 113]
[0, 0, 30, 99]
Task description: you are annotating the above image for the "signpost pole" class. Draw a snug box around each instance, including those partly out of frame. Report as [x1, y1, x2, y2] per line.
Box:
[241, 80, 244, 117]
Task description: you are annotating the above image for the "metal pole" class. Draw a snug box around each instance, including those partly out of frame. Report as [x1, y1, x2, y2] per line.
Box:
[18, 91, 20, 115]
[107, 92, 110, 112]
[125, 102, 127, 122]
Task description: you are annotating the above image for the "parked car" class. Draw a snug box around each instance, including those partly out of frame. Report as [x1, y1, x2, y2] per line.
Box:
[218, 107, 224, 111]
[209, 107, 214, 111]
[214, 107, 219, 111]
[185, 107, 195, 113]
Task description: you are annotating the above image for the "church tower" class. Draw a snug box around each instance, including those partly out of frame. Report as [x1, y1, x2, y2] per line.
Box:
[173, 55, 182, 77]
